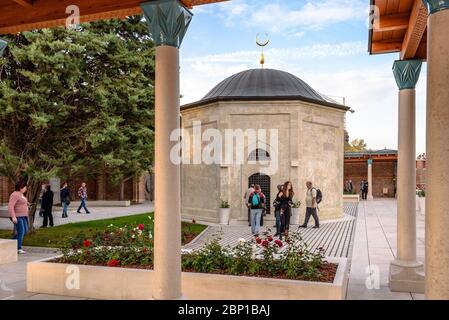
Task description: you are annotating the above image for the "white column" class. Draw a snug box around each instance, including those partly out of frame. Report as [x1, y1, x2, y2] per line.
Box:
[153, 46, 182, 299]
[423, 0, 449, 300]
[367, 159, 373, 200]
[389, 59, 424, 293]
[141, 0, 192, 300]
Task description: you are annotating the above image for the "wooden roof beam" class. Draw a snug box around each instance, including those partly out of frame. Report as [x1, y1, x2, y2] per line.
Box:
[401, 0, 428, 60]
[13, 0, 33, 7]
[371, 38, 403, 54]
[377, 13, 410, 32]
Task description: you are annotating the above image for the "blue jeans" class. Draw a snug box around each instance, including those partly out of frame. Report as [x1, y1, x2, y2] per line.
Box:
[250, 209, 262, 235]
[62, 201, 69, 217]
[275, 210, 281, 235]
[12, 216, 28, 250]
[77, 198, 90, 213]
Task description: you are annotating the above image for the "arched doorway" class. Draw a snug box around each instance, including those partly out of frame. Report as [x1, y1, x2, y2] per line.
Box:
[248, 173, 271, 214]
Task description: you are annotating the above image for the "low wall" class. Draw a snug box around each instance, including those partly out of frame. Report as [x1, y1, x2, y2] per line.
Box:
[0, 239, 17, 265]
[343, 194, 360, 203]
[27, 257, 348, 300]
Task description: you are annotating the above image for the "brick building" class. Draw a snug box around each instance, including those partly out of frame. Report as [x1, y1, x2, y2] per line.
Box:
[344, 149, 398, 198]
[344, 149, 427, 198]
[0, 174, 152, 205]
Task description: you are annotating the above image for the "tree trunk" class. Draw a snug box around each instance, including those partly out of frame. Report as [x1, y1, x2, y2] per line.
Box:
[26, 180, 41, 233]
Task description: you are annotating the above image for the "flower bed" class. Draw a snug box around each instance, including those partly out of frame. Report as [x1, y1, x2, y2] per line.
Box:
[27, 222, 349, 299]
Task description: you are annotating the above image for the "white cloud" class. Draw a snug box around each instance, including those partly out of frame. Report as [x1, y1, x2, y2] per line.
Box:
[203, 0, 368, 33]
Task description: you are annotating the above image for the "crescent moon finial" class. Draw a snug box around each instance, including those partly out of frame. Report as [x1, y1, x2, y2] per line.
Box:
[256, 32, 270, 68]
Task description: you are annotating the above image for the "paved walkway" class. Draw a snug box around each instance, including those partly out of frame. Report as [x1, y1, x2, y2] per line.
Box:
[0, 202, 154, 230]
[346, 199, 425, 300]
[185, 203, 358, 258]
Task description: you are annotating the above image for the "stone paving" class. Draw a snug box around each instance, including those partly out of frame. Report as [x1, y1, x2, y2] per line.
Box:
[184, 203, 358, 259]
[346, 199, 425, 300]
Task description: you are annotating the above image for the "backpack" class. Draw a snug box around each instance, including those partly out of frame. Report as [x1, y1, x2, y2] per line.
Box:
[251, 193, 261, 207]
[314, 188, 323, 204]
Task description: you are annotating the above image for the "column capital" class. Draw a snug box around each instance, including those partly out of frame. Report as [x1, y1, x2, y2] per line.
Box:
[423, 0, 449, 14]
[368, 159, 373, 165]
[141, 0, 193, 48]
[393, 59, 423, 90]
[0, 39, 7, 56]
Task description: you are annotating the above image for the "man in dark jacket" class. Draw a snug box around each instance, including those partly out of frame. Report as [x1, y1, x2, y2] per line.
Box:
[41, 184, 54, 228]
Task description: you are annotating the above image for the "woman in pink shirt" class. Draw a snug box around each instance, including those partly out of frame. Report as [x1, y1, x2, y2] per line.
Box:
[8, 180, 29, 254]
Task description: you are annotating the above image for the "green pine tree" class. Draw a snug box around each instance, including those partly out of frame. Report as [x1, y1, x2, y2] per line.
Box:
[0, 16, 155, 231]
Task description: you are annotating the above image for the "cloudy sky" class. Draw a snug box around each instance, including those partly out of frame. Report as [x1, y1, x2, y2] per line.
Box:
[180, 0, 427, 155]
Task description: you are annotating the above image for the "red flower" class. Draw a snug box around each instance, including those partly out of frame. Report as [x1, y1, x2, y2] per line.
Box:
[256, 238, 262, 244]
[275, 240, 283, 247]
[83, 240, 92, 248]
[262, 240, 269, 247]
[286, 239, 292, 244]
[107, 259, 120, 267]
[267, 236, 273, 242]
[138, 224, 145, 231]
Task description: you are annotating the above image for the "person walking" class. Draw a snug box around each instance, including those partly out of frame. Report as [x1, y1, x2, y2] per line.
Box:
[349, 180, 354, 193]
[41, 184, 54, 228]
[275, 181, 294, 239]
[244, 184, 255, 226]
[361, 180, 368, 200]
[8, 180, 29, 254]
[60, 182, 71, 218]
[248, 185, 265, 237]
[364, 180, 369, 200]
[77, 182, 90, 214]
[299, 181, 320, 229]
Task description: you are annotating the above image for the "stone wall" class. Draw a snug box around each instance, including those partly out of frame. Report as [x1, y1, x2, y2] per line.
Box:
[181, 100, 346, 223]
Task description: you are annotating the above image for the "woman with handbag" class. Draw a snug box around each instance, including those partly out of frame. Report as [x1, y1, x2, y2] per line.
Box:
[60, 182, 71, 218]
[275, 181, 294, 240]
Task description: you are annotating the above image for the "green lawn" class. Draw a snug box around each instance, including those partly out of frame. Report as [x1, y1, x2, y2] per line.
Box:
[0, 213, 206, 248]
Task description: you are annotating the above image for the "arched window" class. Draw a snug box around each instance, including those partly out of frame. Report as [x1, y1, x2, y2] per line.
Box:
[248, 149, 271, 162]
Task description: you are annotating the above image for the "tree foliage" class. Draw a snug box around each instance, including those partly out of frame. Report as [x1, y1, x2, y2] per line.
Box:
[0, 16, 155, 229]
[345, 138, 368, 153]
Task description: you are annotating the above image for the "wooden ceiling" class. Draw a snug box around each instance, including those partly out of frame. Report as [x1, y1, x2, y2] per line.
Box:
[369, 0, 428, 60]
[0, 0, 226, 35]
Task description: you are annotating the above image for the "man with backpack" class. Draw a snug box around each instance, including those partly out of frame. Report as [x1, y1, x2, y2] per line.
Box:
[248, 184, 266, 237]
[299, 181, 320, 229]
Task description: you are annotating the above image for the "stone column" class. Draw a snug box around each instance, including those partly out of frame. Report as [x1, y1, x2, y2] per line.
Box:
[367, 159, 374, 200]
[389, 59, 424, 293]
[423, 0, 449, 300]
[141, 0, 192, 300]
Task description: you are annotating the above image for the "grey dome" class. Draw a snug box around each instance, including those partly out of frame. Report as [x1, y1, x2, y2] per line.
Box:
[181, 68, 348, 111]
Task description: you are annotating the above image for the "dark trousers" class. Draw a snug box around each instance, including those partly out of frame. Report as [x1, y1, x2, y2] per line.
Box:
[280, 209, 291, 233]
[362, 190, 367, 200]
[303, 207, 319, 227]
[42, 210, 53, 227]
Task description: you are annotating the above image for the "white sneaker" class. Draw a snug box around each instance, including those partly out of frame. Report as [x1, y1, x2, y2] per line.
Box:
[18, 249, 26, 254]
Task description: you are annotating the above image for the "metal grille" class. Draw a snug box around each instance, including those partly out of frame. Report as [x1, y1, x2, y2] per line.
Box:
[248, 173, 271, 213]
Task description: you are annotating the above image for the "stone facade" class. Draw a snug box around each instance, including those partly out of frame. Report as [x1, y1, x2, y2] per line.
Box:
[181, 100, 346, 223]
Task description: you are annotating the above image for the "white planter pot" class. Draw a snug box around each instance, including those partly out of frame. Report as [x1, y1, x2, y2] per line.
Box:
[290, 208, 301, 225]
[219, 208, 231, 225]
[419, 197, 426, 215]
